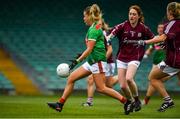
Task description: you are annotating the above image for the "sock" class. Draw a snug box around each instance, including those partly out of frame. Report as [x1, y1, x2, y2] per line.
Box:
[119, 96, 127, 104]
[144, 96, 150, 104]
[134, 96, 139, 102]
[163, 96, 173, 103]
[87, 97, 93, 104]
[59, 98, 65, 104]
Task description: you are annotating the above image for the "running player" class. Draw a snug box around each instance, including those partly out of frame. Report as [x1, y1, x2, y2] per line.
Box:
[143, 23, 180, 105]
[47, 4, 133, 115]
[136, 2, 180, 112]
[82, 19, 118, 107]
[142, 23, 166, 105]
[107, 5, 154, 112]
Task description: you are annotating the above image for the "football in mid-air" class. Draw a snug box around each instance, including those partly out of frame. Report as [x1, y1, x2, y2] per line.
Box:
[56, 63, 70, 78]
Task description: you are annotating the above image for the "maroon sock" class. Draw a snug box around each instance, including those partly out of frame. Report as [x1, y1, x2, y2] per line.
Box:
[120, 97, 127, 104]
[59, 98, 65, 104]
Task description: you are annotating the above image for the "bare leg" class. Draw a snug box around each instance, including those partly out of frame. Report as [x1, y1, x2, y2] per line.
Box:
[83, 75, 94, 106]
[143, 83, 155, 105]
[47, 66, 91, 112]
[143, 65, 171, 105]
[94, 72, 133, 115]
[87, 75, 95, 98]
[126, 64, 138, 98]
[148, 66, 175, 111]
[126, 64, 141, 111]
[118, 68, 132, 100]
[61, 66, 91, 101]
[93, 73, 126, 103]
[146, 83, 156, 97]
[146, 75, 170, 97]
[105, 75, 118, 88]
[149, 66, 170, 98]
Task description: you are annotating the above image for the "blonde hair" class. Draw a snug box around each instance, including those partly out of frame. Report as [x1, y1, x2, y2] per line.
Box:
[101, 18, 110, 31]
[84, 4, 102, 22]
[167, 2, 180, 19]
[129, 5, 144, 23]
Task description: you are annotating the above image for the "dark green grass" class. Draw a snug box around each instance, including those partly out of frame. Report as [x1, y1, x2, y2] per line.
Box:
[0, 94, 179, 118]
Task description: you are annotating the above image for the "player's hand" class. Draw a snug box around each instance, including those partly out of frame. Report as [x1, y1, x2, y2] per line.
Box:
[69, 53, 82, 70]
[137, 40, 146, 46]
[107, 39, 112, 45]
[106, 34, 114, 44]
[143, 54, 148, 59]
[69, 59, 79, 70]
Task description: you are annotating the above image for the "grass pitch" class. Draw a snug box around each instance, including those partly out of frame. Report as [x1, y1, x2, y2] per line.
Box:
[0, 94, 179, 118]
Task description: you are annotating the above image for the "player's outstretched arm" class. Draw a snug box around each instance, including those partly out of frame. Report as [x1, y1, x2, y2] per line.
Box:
[145, 34, 167, 44]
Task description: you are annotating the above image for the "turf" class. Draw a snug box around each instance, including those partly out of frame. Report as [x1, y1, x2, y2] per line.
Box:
[0, 94, 179, 118]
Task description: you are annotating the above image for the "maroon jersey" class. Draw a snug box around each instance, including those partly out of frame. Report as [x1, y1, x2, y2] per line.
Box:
[103, 30, 114, 63]
[111, 20, 154, 62]
[164, 19, 180, 68]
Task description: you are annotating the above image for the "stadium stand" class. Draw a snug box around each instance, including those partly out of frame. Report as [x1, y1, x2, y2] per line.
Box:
[0, 72, 15, 95]
[0, 0, 179, 94]
[0, 48, 40, 95]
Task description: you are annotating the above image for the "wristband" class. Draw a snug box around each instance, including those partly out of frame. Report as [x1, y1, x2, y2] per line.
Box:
[76, 59, 81, 63]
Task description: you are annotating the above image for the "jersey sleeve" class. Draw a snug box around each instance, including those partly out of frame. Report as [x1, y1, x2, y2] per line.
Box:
[88, 28, 100, 41]
[111, 23, 124, 36]
[144, 25, 154, 39]
[164, 21, 177, 40]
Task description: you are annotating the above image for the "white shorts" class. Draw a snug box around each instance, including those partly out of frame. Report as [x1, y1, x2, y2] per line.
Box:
[157, 61, 180, 76]
[82, 61, 108, 74]
[106, 63, 115, 77]
[116, 60, 140, 69]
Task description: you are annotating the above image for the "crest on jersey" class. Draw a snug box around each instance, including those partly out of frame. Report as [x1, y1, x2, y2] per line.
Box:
[96, 24, 101, 29]
[138, 33, 142, 37]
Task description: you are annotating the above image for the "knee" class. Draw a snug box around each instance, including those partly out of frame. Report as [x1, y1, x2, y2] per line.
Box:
[150, 78, 155, 84]
[87, 76, 94, 86]
[148, 72, 158, 84]
[67, 75, 75, 84]
[96, 86, 106, 93]
[150, 78, 159, 88]
[106, 83, 112, 88]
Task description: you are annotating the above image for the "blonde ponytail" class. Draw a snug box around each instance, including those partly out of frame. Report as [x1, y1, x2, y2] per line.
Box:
[89, 4, 102, 22]
[101, 18, 110, 31]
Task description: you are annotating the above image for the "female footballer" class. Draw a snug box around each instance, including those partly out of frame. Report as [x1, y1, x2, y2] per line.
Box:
[107, 5, 154, 112]
[141, 2, 180, 112]
[47, 4, 133, 115]
[82, 19, 118, 107]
